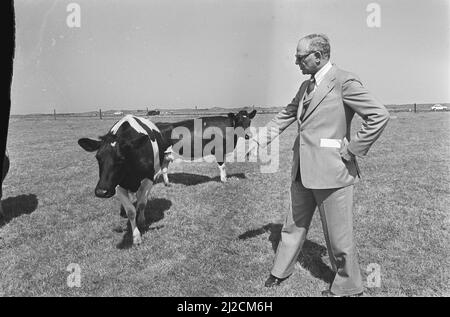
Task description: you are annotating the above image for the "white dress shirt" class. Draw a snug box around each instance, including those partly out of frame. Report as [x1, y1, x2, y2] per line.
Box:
[313, 60, 332, 88]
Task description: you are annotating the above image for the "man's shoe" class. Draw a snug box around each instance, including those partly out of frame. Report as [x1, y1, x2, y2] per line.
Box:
[264, 274, 286, 288]
[321, 289, 363, 297]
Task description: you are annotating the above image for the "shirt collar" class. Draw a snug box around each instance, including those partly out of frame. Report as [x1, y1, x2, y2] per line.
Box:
[313, 60, 332, 86]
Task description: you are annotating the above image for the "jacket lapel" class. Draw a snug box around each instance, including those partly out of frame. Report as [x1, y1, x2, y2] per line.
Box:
[302, 65, 337, 121]
[296, 80, 309, 121]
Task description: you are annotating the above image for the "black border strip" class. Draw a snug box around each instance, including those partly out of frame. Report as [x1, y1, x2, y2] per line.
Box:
[0, 0, 14, 180]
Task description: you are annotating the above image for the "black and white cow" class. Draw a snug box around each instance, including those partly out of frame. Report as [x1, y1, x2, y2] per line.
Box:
[155, 110, 257, 184]
[0, 151, 10, 219]
[78, 115, 171, 245]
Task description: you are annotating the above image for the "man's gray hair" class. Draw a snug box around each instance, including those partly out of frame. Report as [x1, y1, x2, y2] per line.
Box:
[302, 33, 331, 59]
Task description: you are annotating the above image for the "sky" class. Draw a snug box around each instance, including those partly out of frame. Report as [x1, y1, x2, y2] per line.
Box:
[11, 0, 450, 115]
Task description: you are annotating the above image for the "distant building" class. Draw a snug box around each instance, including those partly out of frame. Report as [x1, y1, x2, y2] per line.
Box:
[114, 111, 124, 115]
[147, 110, 160, 116]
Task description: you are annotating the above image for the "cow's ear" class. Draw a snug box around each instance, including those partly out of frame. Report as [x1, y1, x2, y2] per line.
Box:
[248, 110, 257, 119]
[78, 138, 101, 152]
[228, 113, 235, 120]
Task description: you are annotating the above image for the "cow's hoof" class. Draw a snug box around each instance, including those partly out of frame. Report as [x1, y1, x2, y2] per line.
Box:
[164, 182, 172, 187]
[132, 228, 142, 245]
[220, 178, 227, 183]
[133, 235, 142, 245]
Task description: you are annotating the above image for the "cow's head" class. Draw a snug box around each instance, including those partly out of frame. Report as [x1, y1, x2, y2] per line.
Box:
[228, 110, 257, 139]
[78, 132, 147, 198]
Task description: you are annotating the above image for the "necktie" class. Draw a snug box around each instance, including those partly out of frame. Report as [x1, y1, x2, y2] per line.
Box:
[307, 76, 315, 95]
[300, 76, 315, 121]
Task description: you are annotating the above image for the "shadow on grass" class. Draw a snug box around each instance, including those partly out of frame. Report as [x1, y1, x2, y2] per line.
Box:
[0, 194, 39, 227]
[156, 172, 246, 186]
[117, 198, 172, 249]
[238, 223, 335, 284]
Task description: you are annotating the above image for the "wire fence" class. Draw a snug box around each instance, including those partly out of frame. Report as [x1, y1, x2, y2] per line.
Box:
[9, 104, 449, 120]
[10, 108, 280, 120]
[386, 103, 448, 113]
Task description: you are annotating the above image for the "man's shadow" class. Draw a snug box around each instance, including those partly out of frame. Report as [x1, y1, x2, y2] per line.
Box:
[238, 223, 335, 284]
[0, 194, 39, 227]
[116, 198, 172, 249]
[156, 172, 246, 186]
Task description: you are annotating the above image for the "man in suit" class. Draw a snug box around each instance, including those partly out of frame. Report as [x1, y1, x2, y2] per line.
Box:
[246, 33, 389, 296]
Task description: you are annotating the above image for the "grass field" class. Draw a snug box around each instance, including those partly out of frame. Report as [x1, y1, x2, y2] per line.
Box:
[0, 112, 449, 297]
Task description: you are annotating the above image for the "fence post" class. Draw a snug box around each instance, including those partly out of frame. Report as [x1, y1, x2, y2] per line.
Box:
[99, 109, 102, 120]
[414, 103, 417, 113]
[54, 109, 56, 120]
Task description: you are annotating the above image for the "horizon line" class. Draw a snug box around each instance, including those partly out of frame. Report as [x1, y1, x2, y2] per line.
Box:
[9, 101, 450, 116]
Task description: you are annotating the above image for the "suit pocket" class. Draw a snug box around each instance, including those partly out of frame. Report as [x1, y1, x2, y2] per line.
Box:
[320, 138, 342, 148]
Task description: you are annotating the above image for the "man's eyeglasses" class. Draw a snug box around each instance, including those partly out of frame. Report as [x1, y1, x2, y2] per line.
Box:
[295, 51, 317, 64]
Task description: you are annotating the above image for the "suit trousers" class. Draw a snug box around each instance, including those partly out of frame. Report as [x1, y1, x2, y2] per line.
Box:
[270, 172, 363, 295]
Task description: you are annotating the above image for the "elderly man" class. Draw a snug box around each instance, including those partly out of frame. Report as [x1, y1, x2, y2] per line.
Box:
[246, 34, 389, 296]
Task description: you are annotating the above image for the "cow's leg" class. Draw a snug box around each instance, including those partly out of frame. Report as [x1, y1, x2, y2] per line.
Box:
[128, 191, 137, 203]
[153, 154, 173, 186]
[161, 158, 171, 187]
[116, 186, 141, 245]
[217, 161, 227, 182]
[136, 178, 153, 229]
[162, 151, 174, 186]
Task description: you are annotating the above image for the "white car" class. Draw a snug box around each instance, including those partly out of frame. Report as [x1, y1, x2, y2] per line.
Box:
[431, 104, 447, 111]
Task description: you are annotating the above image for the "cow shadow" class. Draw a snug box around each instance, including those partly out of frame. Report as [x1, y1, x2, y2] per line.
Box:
[158, 172, 246, 186]
[238, 223, 335, 284]
[116, 198, 172, 249]
[0, 194, 39, 227]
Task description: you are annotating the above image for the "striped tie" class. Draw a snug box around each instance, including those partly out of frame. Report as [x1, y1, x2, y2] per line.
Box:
[307, 75, 315, 95]
[300, 76, 315, 121]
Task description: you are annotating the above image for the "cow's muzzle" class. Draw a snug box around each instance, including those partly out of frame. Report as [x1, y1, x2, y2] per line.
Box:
[95, 187, 115, 198]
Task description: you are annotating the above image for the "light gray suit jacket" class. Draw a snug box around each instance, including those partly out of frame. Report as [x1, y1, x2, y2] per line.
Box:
[256, 65, 390, 189]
